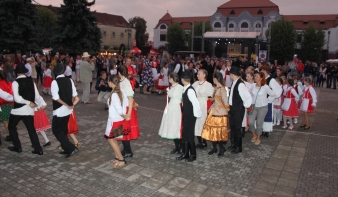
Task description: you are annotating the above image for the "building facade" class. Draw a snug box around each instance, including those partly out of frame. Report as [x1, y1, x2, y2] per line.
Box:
[154, 0, 338, 59]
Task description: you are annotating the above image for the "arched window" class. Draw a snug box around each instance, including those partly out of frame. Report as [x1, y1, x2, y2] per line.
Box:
[214, 22, 221, 28]
[229, 24, 234, 28]
[241, 22, 249, 28]
[160, 24, 167, 29]
[255, 23, 261, 28]
[258, 9, 263, 14]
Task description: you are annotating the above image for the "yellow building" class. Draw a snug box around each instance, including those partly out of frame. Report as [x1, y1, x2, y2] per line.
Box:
[94, 12, 135, 51]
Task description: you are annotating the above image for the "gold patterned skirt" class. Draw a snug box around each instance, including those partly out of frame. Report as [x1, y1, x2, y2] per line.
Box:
[201, 112, 229, 142]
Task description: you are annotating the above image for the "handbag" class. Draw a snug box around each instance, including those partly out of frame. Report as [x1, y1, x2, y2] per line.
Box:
[112, 125, 124, 137]
[251, 86, 262, 111]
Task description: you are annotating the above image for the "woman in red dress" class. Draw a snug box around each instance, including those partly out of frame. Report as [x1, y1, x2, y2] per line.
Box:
[281, 79, 299, 130]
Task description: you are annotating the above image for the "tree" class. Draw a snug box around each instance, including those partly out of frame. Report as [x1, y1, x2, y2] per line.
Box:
[36, 7, 57, 48]
[300, 24, 325, 62]
[187, 22, 213, 55]
[166, 23, 186, 55]
[0, 0, 39, 53]
[266, 19, 296, 64]
[128, 17, 147, 48]
[54, 0, 101, 55]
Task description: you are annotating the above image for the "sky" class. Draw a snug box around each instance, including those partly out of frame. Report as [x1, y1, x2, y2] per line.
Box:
[35, 0, 337, 41]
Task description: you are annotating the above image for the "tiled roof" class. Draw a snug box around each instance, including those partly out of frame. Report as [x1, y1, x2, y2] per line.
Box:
[155, 14, 209, 29]
[159, 13, 172, 21]
[283, 15, 338, 29]
[218, 0, 278, 8]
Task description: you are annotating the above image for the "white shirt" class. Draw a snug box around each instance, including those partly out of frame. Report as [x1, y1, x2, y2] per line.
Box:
[76, 59, 81, 69]
[266, 76, 282, 103]
[107, 92, 126, 122]
[174, 63, 185, 73]
[11, 76, 43, 116]
[286, 86, 300, 102]
[64, 66, 72, 77]
[25, 63, 32, 77]
[110, 69, 117, 75]
[304, 85, 317, 107]
[51, 75, 78, 117]
[44, 69, 52, 77]
[182, 84, 202, 118]
[229, 79, 252, 108]
[0, 89, 13, 102]
[251, 84, 276, 107]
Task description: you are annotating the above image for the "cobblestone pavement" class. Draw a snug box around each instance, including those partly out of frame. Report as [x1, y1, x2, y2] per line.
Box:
[0, 83, 336, 197]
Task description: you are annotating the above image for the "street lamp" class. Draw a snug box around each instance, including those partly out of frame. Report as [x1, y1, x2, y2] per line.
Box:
[125, 29, 132, 50]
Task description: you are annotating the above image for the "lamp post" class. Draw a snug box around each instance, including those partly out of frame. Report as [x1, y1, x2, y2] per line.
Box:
[125, 29, 132, 50]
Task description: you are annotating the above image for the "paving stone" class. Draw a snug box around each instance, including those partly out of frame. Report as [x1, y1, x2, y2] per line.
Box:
[185, 182, 209, 194]
[253, 181, 275, 193]
[273, 185, 296, 196]
[201, 187, 228, 197]
[280, 172, 299, 181]
[176, 189, 202, 197]
[152, 172, 174, 183]
[249, 189, 273, 197]
[277, 178, 298, 189]
[158, 183, 184, 196]
[141, 178, 165, 190]
[167, 177, 191, 188]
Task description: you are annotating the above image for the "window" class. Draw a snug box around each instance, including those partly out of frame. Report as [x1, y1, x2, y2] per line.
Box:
[229, 24, 234, 28]
[102, 31, 106, 39]
[297, 34, 302, 43]
[230, 10, 235, 15]
[303, 21, 308, 25]
[320, 21, 325, 24]
[258, 9, 263, 14]
[255, 23, 262, 32]
[214, 22, 221, 28]
[120, 32, 124, 40]
[255, 23, 261, 28]
[241, 22, 249, 28]
[160, 24, 167, 29]
[160, 34, 166, 41]
[111, 32, 115, 40]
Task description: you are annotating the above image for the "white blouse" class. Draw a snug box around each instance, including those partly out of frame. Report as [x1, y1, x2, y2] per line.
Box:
[44, 69, 52, 77]
[251, 84, 276, 107]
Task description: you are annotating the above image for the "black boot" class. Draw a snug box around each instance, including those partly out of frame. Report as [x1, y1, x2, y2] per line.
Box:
[241, 127, 246, 138]
[122, 141, 133, 158]
[202, 139, 208, 148]
[265, 132, 269, 138]
[186, 142, 196, 162]
[231, 137, 242, 154]
[218, 141, 226, 157]
[176, 141, 189, 160]
[227, 138, 236, 150]
[208, 142, 218, 155]
[196, 136, 204, 149]
[171, 139, 181, 154]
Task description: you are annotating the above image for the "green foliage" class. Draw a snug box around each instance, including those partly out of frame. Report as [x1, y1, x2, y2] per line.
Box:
[0, 0, 39, 53]
[113, 46, 119, 50]
[36, 7, 57, 48]
[128, 17, 147, 48]
[166, 23, 186, 55]
[103, 45, 109, 50]
[266, 19, 296, 63]
[300, 24, 325, 62]
[187, 22, 213, 55]
[54, 0, 101, 55]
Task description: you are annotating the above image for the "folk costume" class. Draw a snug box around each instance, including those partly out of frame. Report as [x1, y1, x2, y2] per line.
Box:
[0, 80, 13, 145]
[220, 66, 232, 88]
[158, 83, 184, 153]
[192, 80, 213, 148]
[282, 86, 299, 117]
[201, 86, 230, 156]
[7, 63, 44, 155]
[273, 86, 283, 126]
[33, 96, 51, 147]
[51, 63, 79, 158]
[42, 68, 52, 95]
[177, 71, 201, 162]
[228, 67, 252, 154]
[300, 85, 317, 113]
[156, 67, 169, 93]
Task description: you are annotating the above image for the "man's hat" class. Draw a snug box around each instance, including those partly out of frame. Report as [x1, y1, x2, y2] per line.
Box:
[229, 66, 241, 76]
[181, 71, 192, 79]
[15, 63, 28, 74]
[53, 63, 66, 76]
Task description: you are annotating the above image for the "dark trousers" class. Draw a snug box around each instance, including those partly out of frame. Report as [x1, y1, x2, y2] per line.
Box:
[8, 114, 42, 152]
[333, 76, 337, 89]
[182, 117, 197, 143]
[326, 75, 332, 88]
[229, 107, 245, 138]
[52, 115, 76, 153]
[36, 68, 43, 85]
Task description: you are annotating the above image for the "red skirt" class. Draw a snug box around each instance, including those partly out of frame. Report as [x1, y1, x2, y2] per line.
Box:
[283, 100, 299, 117]
[156, 85, 169, 90]
[67, 111, 79, 136]
[116, 107, 139, 141]
[34, 110, 51, 132]
[104, 120, 131, 139]
[43, 76, 52, 88]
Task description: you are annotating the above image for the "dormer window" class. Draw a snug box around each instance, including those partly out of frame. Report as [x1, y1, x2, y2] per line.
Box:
[258, 9, 263, 14]
[214, 22, 221, 28]
[160, 24, 167, 29]
[303, 21, 308, 25]
[230, 10, 235, 15]
[320, 21, 325, 24]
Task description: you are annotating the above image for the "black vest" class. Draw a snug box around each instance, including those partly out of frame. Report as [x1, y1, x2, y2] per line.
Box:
[53, 77, 73, 110]
[182, 85, 195, 116]
[177, 63, 183, 77]
[229, 79, 244, 111]
[14, 77, 35, 109]
[182, 85, 197, 142]
[266, 76, 272, 98]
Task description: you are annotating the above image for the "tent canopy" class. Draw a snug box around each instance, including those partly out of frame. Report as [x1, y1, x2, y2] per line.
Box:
[203, 32, 260, 39]
[130, 47, 141, 54]
[150, 49, 160, 55]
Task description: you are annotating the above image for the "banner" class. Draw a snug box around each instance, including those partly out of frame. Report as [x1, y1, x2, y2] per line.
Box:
[227, 44, 241, 54]
[259, 50, 267, 61]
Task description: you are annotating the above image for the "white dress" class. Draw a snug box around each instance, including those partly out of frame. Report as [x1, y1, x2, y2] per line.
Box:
[158, 84, 184, 139]
[192, 81, 214, 136]
[157, 68, 169, 88]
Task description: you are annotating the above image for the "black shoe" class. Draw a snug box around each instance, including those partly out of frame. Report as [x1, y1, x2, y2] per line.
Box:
[59, 151, 68, 155]
[176, 153, 189, 160]
[123, 152, 133, 158]
[177, 148, 183, 154]
[32, 150, 43, 155]
[185, 155, 196, 162]
[265, 132, 269, 138]
[231, 148, 242, 154]
[43, 141, 51, 147]
[196, 143, 204, 149]
[5, 135, 11, 142]
[218, 149, 226, 157]
[170, 147, 180, 154]
[208, 149, 217, 155]
[121, 150, 126, 155]
[261, 132, 266, 137]
[65, 148, 79, 158]
[7, 146, 22, 153]
[227, 144, 236, 150]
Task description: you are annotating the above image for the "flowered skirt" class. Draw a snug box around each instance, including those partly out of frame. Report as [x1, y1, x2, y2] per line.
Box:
[0, 104, 12, 122]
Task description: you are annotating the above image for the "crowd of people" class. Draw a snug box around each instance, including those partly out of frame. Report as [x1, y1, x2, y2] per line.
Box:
[0, 50, 327, 166]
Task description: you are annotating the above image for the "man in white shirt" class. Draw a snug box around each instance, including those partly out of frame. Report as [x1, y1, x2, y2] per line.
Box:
[25, 57, 33, 77]
[173, 58, 186, 85]
[51, 63, 80, 158]
[228, 66, 252, 154]
[176, 71, 201, 162]
[7, 63, 44, 155]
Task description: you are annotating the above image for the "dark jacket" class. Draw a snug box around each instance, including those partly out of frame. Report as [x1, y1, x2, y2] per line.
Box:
[95, 77, 111, 93]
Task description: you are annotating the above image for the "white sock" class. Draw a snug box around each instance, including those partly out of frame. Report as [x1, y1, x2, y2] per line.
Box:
[40, 131, 49, 143]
